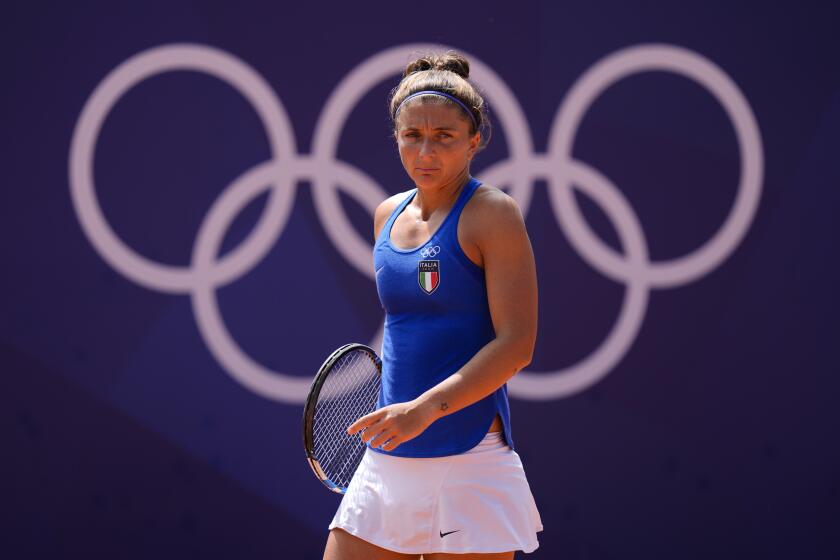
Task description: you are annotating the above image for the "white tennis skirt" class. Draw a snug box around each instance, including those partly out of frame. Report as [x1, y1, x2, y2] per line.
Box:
[328, 431, 543, 555]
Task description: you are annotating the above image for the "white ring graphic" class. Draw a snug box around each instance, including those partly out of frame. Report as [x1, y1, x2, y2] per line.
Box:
[69, 44, 297, 292]
[547, 44, 764, 288]
[69, 42, 763, 403]
[420, 246, 441, 258]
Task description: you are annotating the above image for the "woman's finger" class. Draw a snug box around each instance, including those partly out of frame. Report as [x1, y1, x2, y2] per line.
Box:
[381, 437, 402, 451]
[368, 429, 393, 449]
[362, 425, 388, 445]
[347, 410, 382, 435]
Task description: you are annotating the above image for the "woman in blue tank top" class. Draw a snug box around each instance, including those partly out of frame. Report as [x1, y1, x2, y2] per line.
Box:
[325, 51, 542, 559]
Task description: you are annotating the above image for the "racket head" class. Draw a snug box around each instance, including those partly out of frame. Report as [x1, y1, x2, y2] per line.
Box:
[302, 343, 382, 494]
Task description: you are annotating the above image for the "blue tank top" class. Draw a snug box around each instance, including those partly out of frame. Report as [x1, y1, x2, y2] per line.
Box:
[371, 176, 514, 457]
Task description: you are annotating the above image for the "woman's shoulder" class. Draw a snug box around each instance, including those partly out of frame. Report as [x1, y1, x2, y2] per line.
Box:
[458, 183, 528, 264]
[463, 183, 525, 228]
[377, 189, 414, 214]
[374, 189, 414, 239]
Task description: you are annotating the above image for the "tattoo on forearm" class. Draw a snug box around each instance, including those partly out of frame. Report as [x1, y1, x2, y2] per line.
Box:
[440, 402, 449, 411]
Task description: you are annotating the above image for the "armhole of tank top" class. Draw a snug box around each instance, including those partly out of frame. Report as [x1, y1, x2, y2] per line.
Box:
[447, 182, 486, 279]
[452, 223, 485, 276]
[376, 190, 416, 247]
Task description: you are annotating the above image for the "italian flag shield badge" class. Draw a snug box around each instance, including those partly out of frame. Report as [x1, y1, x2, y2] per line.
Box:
[418, 260, 440, 294]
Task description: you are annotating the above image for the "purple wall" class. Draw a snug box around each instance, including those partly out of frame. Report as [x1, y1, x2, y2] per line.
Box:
[3, 1, 839, 558]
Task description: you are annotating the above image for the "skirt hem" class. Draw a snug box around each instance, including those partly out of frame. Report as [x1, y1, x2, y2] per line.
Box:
[328, 520, 543, 555]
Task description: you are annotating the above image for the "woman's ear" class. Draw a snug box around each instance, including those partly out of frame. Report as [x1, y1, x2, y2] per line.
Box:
[467, 131, 480, 160]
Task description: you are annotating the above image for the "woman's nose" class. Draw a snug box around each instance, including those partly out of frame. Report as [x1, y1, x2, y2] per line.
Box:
[418, 138, 435, 156]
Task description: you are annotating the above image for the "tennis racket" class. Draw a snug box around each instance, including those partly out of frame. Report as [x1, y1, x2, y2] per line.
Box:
[302, 343, 382, 494]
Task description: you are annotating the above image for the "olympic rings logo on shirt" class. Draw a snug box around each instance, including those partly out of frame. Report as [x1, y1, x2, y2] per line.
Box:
[68, 42, 763, 403]
[420, 246, 441, 258]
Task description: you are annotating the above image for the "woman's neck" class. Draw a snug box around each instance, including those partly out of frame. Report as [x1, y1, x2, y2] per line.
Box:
[412, 170, 471, 220]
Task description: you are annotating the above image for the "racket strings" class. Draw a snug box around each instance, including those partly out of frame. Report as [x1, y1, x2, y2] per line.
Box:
[312, 349, 381, 490]
[313, 356, 379, 486]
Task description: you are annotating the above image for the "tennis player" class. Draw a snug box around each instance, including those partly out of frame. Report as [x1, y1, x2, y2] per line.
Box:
[324, 51, 542, 560]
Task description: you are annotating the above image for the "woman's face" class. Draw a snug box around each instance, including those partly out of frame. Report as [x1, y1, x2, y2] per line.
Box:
[394, 102, 480, 190]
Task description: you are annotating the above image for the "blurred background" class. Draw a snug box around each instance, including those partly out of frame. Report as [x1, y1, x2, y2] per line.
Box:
[3, 1, 839, 558]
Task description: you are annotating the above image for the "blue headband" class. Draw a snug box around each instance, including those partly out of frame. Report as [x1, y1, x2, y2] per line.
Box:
[393, 90, 478, 129]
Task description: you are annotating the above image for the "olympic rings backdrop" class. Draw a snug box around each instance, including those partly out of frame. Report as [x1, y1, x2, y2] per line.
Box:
[3, 2, 839, 558]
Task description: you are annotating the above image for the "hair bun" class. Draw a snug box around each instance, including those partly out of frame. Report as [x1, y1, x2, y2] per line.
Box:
[403, 51, 470, 79]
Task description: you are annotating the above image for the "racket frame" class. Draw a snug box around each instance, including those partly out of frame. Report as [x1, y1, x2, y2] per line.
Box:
[302, 342, 382, 494]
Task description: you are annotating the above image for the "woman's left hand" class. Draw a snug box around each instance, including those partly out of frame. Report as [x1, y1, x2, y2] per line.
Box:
[347, 400, 434, 452]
